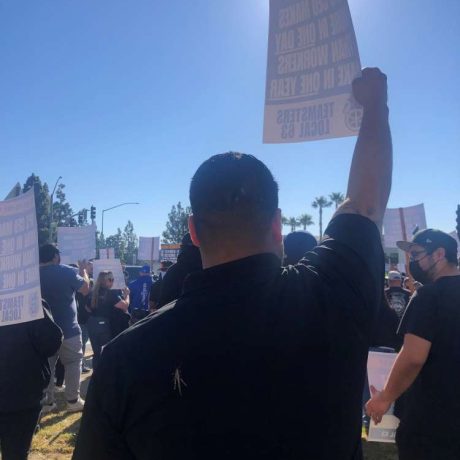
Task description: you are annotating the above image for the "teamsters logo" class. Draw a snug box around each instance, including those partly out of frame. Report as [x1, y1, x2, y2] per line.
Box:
[343, 96, 363, 132]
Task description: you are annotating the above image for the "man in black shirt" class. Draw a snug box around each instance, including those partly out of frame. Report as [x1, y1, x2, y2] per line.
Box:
[385, 270, 411, 320]
[366, 229, 460, 460]
[74, 68, 392, 460]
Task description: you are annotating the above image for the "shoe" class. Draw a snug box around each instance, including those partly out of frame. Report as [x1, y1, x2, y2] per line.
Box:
[41, 402, 57, 414]
[81, 366, 91, 374]
[66, 397, 85, 413]
[55, 385, 65, 393]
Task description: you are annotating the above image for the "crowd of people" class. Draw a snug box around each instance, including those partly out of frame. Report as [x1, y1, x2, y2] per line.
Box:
[1, 68, 459, 460]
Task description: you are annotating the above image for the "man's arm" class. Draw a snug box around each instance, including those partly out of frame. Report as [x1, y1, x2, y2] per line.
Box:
[77, 260, 90, 296]
[334, 68, 392, 230]
[365, 333, 431, 423]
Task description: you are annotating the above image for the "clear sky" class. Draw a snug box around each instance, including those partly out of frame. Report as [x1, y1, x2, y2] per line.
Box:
[1, 0, 459, 239]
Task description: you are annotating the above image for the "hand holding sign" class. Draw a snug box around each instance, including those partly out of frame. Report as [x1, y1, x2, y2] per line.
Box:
[365, 385, 392, 425]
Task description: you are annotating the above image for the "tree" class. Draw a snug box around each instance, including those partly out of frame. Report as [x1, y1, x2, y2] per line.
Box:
[53, 183, 76, 230]
[123, 220, 138, 264]
[298, 213, 314, 230]
[105, 228, 125, 261]
[287, 217, 300, 232]
[162, 202, 191, 244]
[329, 192, 345, 210]
[312, 196, 332, 240]
[22, 174, 51, 245]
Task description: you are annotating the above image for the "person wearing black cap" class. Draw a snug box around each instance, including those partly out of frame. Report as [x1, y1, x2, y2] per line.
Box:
[74, 68, 391, 460]
[366, 229, 460, 460]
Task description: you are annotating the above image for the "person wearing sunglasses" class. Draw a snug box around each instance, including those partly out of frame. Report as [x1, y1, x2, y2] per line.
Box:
[366, 229, 460, 460]
[86, 271, 130, 370]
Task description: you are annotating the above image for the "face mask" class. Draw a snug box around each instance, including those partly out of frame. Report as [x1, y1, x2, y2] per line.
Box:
[409, 256, 439, 285]
[409, 260, 430, 285]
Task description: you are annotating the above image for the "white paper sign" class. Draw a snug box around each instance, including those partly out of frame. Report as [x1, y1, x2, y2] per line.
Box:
[92, 259, 126, 289]
[0, 190, 43, 326]
[138, 236, 160, 261]
[57, 224, 97, 264]
[263, 0, 362, 143]
[367, 351, 400, 443]
[99, 247, 115, 259]
[383, 204, 427, 249]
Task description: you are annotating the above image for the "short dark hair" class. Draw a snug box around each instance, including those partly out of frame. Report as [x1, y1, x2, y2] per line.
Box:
[39, 244, 59, 263]
[284, 231, 318, 265]
[190, 152, 279, 243]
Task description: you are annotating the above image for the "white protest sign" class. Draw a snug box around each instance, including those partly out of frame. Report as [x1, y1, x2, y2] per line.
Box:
[0, 190, 43, 326]
[92, 259, 126, 289]
[57, 224, 96, 264]
[138, 236, 160, 261]
[383, 204, 427, 249]
[367, 351, 400, 443]
[263, 0, 362, 143]
[99, 247, 115, 259]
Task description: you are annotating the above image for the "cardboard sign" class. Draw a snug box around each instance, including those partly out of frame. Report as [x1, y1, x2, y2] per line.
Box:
[99, 247, 115, 259]
[160, 243, 181, 263]
[138, 236, 160, 262]
[92, 259, 126, 289]
[263, 0, 362, 143]
[367, 351, 400, 443]
[383, 204, 427, 249]
[0, 190, 43, 326]
[57, 224, 97, 264]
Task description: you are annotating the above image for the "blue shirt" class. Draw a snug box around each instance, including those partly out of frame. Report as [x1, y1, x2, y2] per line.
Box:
[40, 264, 84, 339]
[128, 275, 152, 311]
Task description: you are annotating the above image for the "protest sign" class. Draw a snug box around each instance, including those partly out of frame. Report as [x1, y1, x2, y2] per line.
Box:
[57, 224, 96, 264]
[383, 204, 427, 249]
[99, 247, 115, 259]
[92, 259, 126, 289]
[160, 243, 181, 263]
[138, 237, 160, 262]
[0, 190, 43, 326]
[367, 351, 399, 443]
[263, 0, 362, 143]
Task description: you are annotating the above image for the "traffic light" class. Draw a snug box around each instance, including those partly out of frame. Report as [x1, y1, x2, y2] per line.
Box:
[78, 212, 83, 225]
[456, 205, 460, 240]
[90, 205, 96, 221]
[83, 209, 88, 222]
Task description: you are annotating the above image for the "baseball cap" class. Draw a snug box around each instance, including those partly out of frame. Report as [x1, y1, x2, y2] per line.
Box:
[397, 229, 458, 259]
[140, 265, 151, 273]
[388, 270, 402, 281]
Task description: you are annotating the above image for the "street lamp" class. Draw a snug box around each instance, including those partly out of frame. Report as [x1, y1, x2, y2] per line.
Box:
[101, 202, 140, 242]
[49, 176, 62, 241]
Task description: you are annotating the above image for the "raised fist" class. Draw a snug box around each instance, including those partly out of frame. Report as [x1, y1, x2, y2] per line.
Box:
[352, 67, 387, 110]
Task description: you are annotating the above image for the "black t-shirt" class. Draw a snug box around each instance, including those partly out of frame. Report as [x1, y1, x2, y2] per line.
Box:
[397, 275, 460, 439]
[74, 214, 383, 460]
[87, 288, 122, 319]
[385, 286, 411, 320]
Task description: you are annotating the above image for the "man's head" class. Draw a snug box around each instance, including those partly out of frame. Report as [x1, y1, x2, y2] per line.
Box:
[39, 244, 60, 265]
[387, 270, 402, 287]
[159, 260, 173, 273]
[139, 265, 151, 277]
[283, 231, 317, 265]
[189, 152, 282, 267]
[397, 229, 459, 284]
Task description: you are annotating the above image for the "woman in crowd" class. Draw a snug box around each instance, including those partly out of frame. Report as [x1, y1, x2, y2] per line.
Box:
[87, 271, 130, 370]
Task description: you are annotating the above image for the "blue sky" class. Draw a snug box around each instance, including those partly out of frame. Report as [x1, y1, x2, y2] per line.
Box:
[1, 0, 459, 239]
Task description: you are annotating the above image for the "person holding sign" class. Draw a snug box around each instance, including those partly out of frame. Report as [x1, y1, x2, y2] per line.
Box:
[87, 271, 130, 370]
[366, 229, 460, 460]
[74, 68, 391, 460]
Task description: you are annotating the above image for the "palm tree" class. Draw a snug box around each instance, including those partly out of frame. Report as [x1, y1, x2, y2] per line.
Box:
[287, 217, 300, 232]
[298, 213, 314, 230]
[281, 215, 289, 231]
[312, 196, 332, 239]
[329, 192, 345, 210]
